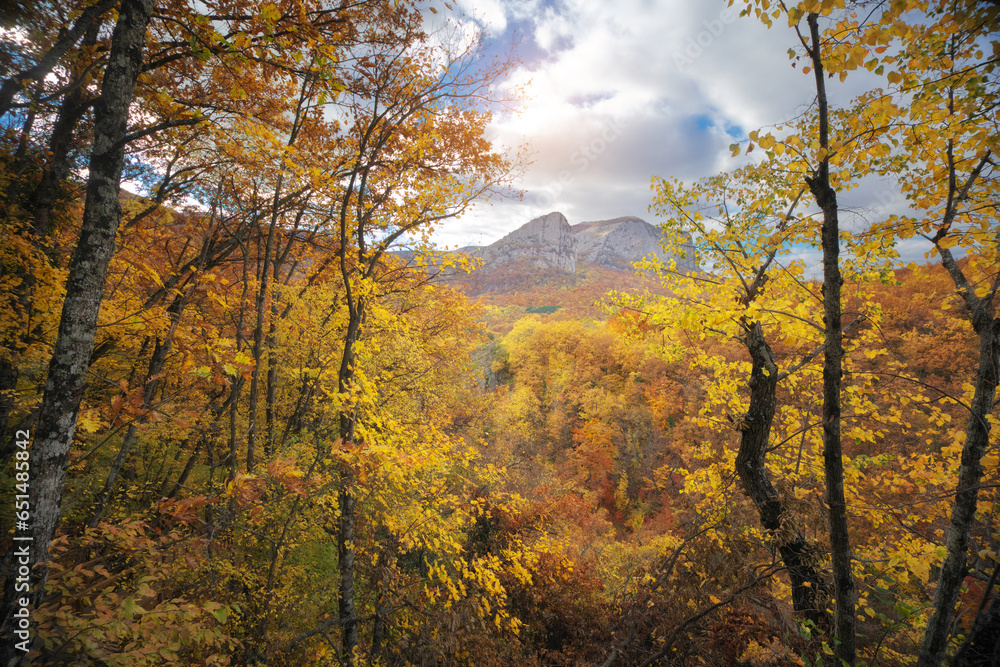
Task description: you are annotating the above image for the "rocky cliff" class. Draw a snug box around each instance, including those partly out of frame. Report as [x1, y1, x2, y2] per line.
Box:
[573, 216, 696, 271]
[464, 211, 578, 272]
[464, 212, 696, 274]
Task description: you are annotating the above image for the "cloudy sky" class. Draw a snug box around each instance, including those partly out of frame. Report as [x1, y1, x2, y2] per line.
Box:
[426, 0, 911, 260]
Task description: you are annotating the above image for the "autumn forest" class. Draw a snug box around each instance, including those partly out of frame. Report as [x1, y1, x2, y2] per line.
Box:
[0, 0, 998, 665]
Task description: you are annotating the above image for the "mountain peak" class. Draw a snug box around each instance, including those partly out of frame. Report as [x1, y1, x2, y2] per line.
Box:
[472, 211, 577, 272]
[465, 212, 695, 275]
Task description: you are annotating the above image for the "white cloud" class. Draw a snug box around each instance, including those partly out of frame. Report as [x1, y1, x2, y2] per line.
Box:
[431, 1, 909, 261]
[455, 0, 509, 35]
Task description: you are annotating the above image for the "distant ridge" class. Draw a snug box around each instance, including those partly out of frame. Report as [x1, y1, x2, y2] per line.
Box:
[460, 211, 696, 274]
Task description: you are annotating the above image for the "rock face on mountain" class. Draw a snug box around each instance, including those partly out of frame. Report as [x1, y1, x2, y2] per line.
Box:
[467, 211, 578, 272]
[572, 216, 695, 271]
[465, 212, 696, 274]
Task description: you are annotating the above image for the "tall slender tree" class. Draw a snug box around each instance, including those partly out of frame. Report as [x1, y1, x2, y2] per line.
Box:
[0, 0, 154, 659]
[326, 15, 516, 659]
[799, 12, 855, 663]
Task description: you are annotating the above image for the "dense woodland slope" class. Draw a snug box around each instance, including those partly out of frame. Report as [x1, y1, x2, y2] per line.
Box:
[0, 1, 998, 666]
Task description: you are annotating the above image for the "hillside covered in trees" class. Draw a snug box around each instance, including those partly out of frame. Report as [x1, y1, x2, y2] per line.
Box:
[0, 1, 998, 666]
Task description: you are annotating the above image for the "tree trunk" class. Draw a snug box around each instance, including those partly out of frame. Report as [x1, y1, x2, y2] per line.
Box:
[32, 21, 101, 242]
[0, 0, 116, 117]
[803, 13, 855, 664]
[247, 200, 279, 472]
[247, 81, 309, 469]
[338, 310, 362, 664]
[166, 437, 203, 499]
[1, 103, 36, 221]
[227, 233, 252, 482]
[0, 17, 99, 454]
[0, 0, 153, 661]
[918, 252, 1000, 666]
[735, 321, 826, 622]
[265, 296, 280, 459]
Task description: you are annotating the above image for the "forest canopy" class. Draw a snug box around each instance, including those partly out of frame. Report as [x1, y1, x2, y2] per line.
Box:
[0, 1, 998, 666]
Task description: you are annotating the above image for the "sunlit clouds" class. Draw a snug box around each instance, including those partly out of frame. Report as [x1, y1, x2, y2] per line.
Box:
[431, 0, 820, 249]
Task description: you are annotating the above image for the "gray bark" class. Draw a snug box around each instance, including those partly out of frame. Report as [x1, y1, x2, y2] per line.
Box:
[917, 240, 1000, 666]
[336, 152, 365, 662]
[803, 12, 855, 664]
[228, 236, 251, 484]
[735, 321, 826, 622]
[337, 317, 362, 663]
[0, 0, 153, 660]
[246, 195, 280, 473]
